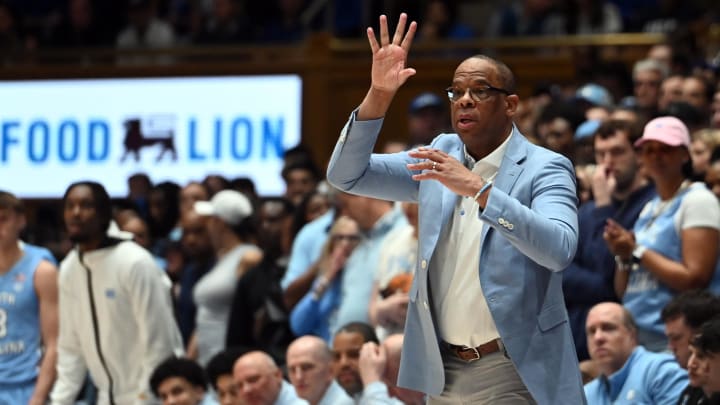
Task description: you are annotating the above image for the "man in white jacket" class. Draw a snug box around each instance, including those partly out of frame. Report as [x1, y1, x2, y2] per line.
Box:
[51, 181, 183, 405]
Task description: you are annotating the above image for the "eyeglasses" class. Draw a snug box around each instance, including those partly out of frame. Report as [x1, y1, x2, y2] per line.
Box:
[332, 234, 361, 243]
[445, 85, 511, 103]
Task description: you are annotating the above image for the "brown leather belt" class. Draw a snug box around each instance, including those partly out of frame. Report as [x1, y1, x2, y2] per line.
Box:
[442, 339, 502, 362]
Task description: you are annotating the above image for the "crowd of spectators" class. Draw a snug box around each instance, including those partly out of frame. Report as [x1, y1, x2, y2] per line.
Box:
[6, 2, 720, 404]
[1, 0, 720, 53]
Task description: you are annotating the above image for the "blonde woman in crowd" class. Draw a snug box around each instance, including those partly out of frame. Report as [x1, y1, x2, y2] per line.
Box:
[690, 129, 720, 180]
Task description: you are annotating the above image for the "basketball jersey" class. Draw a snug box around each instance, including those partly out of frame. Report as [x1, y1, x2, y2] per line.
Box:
[0, 243, 54, 384]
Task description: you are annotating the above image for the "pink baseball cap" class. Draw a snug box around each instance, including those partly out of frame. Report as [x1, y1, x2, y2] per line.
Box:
[634, 116, 690, 148]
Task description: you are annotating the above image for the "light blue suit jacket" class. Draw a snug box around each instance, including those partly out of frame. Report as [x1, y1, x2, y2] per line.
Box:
[326, 113, 586, 405]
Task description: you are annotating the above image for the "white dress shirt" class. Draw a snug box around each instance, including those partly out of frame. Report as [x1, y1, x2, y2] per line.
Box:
[429, 133, 511, 347]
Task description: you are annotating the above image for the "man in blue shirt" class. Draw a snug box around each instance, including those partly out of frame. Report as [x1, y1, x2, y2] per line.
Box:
[584, 302, 687, 404]
[282, 209, 334, 309]
[332, 194, 406, 332]
[287, 335, 353, 405]
[0, 191, 58, 405]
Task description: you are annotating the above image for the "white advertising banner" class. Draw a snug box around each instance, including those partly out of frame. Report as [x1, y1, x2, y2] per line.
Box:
[0, 75, 302, 198]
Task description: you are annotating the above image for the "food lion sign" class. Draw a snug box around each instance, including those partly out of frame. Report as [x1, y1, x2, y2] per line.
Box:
[0, 75, 302, 198]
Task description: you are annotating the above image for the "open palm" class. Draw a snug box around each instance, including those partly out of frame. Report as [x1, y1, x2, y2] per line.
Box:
[367, 13, 417, 93]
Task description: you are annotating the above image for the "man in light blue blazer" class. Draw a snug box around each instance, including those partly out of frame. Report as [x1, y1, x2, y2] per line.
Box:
[326, 14, 586, 404]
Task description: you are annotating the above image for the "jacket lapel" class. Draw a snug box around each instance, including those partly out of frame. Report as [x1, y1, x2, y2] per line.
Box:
[419, 142, 463, 260]
[439, 143, 465, 232]
[479, 129, 527, 246]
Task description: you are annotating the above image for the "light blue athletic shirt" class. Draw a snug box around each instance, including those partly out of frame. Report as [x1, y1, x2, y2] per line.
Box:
[0, 243, 54, 384]
[624, 183, 720, 342]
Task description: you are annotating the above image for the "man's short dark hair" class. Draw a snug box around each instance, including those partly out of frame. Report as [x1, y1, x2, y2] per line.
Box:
[661, 290, 720, 329]
[63, 181, 113, 233]
[662, 101, 708, 130]
[470, 55, 517, 94]
[283, 144, 314, 167]
[149, 356, 207, 396]
[536, 102, 586, 132]
[128, 172, 152, 188]
[205, 348, 247, 390]
[230, 177, 258, 202]
[595, 119, 643, 145]
[0, 191, 24, 214]
[335, 322, 379, 344]
[202, 174, 230, 194]
[693, 317, 720, 354]
[281, 160, 321, 182]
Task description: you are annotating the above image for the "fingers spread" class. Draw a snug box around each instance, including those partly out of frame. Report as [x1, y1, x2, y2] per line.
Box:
[392, 13, 407, 45]
[367, 27, 379, 54]
[379, 14, 390, 46]
[401, 21, 417, 52]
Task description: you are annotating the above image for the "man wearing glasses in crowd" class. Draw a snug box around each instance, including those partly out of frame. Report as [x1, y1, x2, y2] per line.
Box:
[326, 12, 584, 405]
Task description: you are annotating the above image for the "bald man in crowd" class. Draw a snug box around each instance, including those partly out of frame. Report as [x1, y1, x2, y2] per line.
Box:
[286, 336, 353, 405]
[584, 302, 687, 404]
[233, 351, 308, 405]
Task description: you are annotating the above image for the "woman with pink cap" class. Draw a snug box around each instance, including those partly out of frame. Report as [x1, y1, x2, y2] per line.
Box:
[604, 116, 720, 351]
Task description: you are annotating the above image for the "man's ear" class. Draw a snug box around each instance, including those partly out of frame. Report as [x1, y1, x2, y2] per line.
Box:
[506, 94, 520, 117]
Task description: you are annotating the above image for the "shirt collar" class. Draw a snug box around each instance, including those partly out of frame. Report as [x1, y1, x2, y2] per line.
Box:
[601, 346, 642, 401]
[365, 206, 405, 239]
[463, 126, 514, 170]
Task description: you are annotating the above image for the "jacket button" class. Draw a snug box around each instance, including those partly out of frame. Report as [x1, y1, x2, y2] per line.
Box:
[508, 223, 514, 230]
[498, 218, 506, 225]
[421, 260, 427, 269]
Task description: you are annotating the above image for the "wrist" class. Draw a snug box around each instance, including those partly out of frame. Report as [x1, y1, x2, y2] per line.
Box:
[614, 255, 633, 272]
[469, 179, 493, 201]
[360, 87, 395, 118]
[27, 397, 40, 405]
[361, 371, 383, 386]
[632, 244, 647, 264]
[312, 287, 325, 300]
[463, 175, 484, 198]
[312, 276, 330, 299]
[376, 302, 390, 326]
[594, 194, 611, 207]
